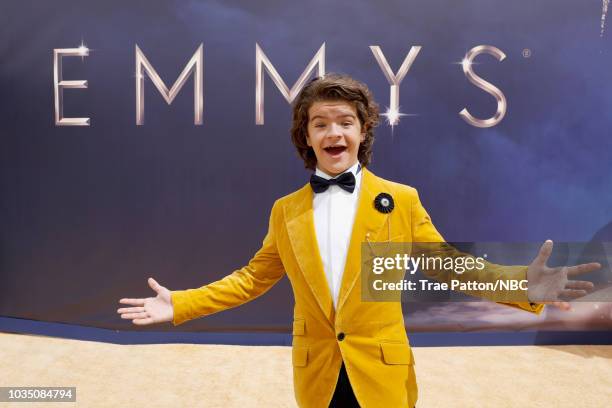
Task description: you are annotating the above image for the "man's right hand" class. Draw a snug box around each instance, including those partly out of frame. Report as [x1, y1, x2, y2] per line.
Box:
[117, 278, 174, 325]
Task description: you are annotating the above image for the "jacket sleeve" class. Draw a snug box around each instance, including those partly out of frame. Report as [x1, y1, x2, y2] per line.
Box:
[170, 200, 286, 325]
[409, 188, 544, 314]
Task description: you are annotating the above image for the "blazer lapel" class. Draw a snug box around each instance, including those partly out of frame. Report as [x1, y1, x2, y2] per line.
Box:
[285, 185, 335, 327]
[336, 168, 390, 314]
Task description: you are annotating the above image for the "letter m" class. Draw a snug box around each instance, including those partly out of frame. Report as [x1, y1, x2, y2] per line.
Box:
[135, 44, 203, 125]
[255, 43, 325, 125]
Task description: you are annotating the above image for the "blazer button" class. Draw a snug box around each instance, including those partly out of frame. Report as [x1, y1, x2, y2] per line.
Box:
[337, 332, 345, 341]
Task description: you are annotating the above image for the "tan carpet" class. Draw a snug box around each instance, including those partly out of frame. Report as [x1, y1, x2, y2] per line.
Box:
[1, 332, 611, 407]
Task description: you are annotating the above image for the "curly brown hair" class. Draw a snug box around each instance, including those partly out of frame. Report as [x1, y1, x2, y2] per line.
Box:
[290, 73, 379, 170]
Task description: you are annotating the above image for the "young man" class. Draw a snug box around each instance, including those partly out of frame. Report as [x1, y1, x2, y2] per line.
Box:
[118, 74, 597, 408]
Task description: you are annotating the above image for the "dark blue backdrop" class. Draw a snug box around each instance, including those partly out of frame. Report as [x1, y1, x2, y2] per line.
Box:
[0, 0, 610, 339]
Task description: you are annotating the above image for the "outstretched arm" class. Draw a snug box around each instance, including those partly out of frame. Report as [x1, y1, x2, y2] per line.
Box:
[170, 232, 285, 325]
[116, 201, 286, 326]
[408, 188, 594, 313]
[169, 201, 285, 325]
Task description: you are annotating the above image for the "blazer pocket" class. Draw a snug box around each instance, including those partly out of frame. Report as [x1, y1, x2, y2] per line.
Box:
[292, 345, 309, 367]
[366, 233, 404, 243]
[364, 234, 405, 260]
[380, 342, 414, 365]
[388, 234, 404, 242]
[292, 319, 305, 336]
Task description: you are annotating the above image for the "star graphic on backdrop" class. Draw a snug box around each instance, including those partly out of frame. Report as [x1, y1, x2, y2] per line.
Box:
[602, 0, 609, 37]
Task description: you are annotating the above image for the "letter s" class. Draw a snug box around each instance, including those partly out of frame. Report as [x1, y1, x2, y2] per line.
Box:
[459, 45, 507, 128]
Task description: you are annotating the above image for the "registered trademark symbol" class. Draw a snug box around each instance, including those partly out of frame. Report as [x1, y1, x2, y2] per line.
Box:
[522, 48, 532, 58]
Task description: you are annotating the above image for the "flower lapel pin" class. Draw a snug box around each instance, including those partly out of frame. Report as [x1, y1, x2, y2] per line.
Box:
[374, 193, 394, 214]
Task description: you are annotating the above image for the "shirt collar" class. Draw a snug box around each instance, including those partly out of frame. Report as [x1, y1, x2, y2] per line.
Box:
[315, 161, 361, 180]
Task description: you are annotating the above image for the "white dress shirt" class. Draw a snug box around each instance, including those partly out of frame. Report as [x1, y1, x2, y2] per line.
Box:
[312, 162, 362, 309]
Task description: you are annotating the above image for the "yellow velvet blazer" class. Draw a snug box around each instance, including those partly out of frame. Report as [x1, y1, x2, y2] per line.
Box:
[170, 167, 542, 408]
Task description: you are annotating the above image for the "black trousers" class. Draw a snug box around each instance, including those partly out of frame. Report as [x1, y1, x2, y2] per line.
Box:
[329, 362, 360, 407]
[328, 362, 416, 408]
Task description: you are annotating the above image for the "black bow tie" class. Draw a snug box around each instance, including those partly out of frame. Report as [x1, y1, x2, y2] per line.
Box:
[310, 171, 356, 194]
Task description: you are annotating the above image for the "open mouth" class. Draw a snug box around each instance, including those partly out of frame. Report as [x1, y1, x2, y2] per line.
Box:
[323, 146, 347, 156]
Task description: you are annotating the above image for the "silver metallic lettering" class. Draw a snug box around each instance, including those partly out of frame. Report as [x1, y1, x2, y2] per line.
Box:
[370, 45, 421, 126]
[255, 43, 325, 125]
[459, 45, 507, 128]
[53, 47, 90, 126]
[135, 44, 203, 125]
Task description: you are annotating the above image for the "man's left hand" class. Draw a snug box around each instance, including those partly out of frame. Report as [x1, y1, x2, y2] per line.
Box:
[527, 240, 600, 310]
